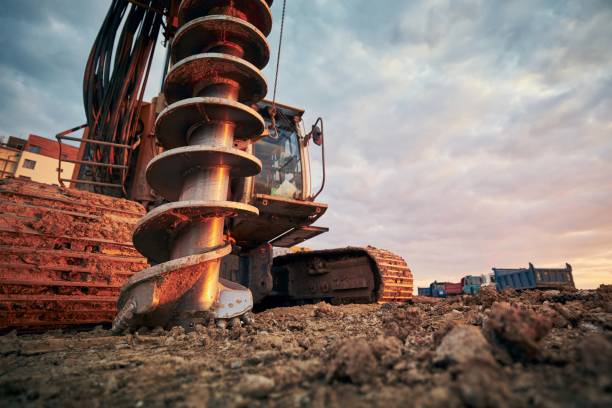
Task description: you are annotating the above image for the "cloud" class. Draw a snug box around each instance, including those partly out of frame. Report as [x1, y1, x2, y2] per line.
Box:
[264, 0, 612, 289]
[0, 0, 610, 289]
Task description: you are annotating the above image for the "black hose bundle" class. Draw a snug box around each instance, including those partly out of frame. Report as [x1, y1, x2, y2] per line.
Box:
[81, 0, 165, 196]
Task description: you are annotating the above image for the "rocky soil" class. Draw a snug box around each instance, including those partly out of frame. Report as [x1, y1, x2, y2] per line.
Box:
[1, 286, 611, 407]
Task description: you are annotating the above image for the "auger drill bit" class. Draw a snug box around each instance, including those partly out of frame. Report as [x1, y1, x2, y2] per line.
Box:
[112, 0, 273, 332]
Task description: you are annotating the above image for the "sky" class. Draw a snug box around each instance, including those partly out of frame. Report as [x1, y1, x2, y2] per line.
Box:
[0, 0, 610, 289]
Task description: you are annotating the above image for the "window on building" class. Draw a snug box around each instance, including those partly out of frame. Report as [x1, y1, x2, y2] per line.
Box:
[23, 159, 36, 169]
[29, 145, 41, 154]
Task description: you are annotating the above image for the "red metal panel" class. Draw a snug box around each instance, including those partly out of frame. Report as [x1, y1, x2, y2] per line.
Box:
[25, 134, 78, 161]
[443, 282, 463, 295]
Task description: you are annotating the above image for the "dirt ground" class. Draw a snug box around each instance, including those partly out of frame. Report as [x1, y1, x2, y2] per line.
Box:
[1, 286, 611, 407]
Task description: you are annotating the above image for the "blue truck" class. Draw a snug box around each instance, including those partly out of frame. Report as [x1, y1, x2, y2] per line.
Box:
[417, 287, 432, 297]
[461, 275, 486, 295]
[493, 263, 575, 291]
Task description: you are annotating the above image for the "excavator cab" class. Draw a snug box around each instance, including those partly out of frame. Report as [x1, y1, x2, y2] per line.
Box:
[230, 100, 329, 250]
[253, 124, 304, 199]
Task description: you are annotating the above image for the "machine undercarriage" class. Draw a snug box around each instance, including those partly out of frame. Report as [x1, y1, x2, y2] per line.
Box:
[0, 180, 413, 331]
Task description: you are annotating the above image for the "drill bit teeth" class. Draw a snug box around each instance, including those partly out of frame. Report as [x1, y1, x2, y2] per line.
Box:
[113, 0, 272, 332]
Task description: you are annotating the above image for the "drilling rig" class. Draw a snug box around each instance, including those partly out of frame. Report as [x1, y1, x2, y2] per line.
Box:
[0, 0, 412, 331]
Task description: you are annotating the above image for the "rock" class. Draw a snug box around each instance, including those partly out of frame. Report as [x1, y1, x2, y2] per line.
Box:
[578, 321, 601, 332]
[165, 326, 186, 342]
[251, 333, 286, 350]
[168, 326, 185, 337]
[399, 367, 429, 385]
[434, 325, 495, 366]
[245, 350, 280, 365]
[239, 374, 275, 398]
[576, 333, 612, 377]
[313, 302, 335, 317]
[382, 306, 423, 340]
[541, 290, 561, 299]
[456, 359, 514, 408]
[380, 303, 394, 311]
[483, 302, 552, 362]
[433, 320, 460, 347]
[370, 336, 403, 366]
[465, 286, 500, 308]
[328, 338, 378, 384]
[541, 304, 571, 328]
[415, 386, 461, 408]
[271, 358, 325, 388]
[551, 303, 581, 326]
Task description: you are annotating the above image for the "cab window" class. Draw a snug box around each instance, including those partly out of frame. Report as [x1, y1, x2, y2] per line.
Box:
[253, 126, 303, 199]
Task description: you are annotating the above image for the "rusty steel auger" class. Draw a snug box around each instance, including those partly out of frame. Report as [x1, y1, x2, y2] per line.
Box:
[112, 0, 273, 332]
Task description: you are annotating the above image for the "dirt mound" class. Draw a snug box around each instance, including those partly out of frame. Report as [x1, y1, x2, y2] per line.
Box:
[483, 301, 552, 362]
[1, 289, 611, 407]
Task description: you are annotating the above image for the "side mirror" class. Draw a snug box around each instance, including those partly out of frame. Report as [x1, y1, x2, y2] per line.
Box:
[311, 125, 323, 146]
[306, 117, 326, 201]
[305, 118, 324, 147]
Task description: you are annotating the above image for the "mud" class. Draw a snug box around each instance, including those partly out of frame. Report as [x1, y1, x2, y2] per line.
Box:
[0, 179, 147, 329]
[1, 286, 611, 407]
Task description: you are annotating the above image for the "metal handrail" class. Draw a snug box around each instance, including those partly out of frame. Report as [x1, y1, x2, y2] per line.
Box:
[55, 124, 132, 189]
[59, 178, 124, 188]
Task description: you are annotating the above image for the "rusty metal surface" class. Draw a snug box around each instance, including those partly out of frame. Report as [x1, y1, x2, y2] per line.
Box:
[0, 178, 147, 330]
[127, 98, 163, 204]
[155, 97, 265, 148]
[178, 0, 272, 36]
[114, 0, 272, 331]
[272, 246, 413, 304]
[172, 15, 270, 68]
[164, 53, 267, 104]
[133, 200, 258, 264]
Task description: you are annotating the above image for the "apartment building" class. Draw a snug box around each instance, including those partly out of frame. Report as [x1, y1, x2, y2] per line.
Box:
[2, 134, 79, 187]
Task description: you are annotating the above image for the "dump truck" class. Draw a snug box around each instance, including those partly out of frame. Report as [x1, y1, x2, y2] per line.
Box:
[417, 287, 432, 297]
[461, 275, 486, 295]
[1, 0, 412, 331]
[493, 263, 574, 291]
[430, 281, 463, 298]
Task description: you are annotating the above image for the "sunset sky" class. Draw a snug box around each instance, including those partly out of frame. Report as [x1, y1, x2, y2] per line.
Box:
[0, 1, 610, 289]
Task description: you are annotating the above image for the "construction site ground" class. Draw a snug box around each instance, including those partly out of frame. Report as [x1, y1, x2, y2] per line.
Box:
[1, 286, 611, 407]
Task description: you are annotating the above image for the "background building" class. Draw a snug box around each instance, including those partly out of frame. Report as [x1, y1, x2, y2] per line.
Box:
[1, 134, 78, 186]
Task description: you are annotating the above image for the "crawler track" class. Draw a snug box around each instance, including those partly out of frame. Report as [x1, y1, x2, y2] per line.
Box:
[364, 246, 414, 302]
[272, 246, 413, 304]
[0, 179, 147, 330]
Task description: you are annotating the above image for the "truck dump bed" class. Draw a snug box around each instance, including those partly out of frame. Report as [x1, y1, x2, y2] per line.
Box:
[493, 263, 575, 291]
